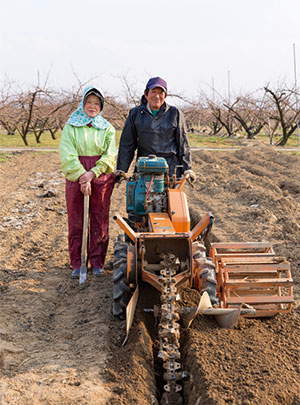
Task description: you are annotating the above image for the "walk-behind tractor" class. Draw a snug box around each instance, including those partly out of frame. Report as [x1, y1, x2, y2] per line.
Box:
[112, 155, 294, 405]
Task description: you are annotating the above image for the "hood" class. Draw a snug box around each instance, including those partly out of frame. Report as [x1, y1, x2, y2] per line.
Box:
[67, 86, 110, 129]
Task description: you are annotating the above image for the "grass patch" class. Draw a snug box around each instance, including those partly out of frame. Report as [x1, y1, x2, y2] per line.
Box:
[190, 132, 300, 148]
[31, 150, 59, 156]
[255, 132, 300, 147]
[283, 150, 300, 156]
[1, 130, 300, 150]
[0, 153, 11, 162]
[0, 130, 122, 149]
[0, 131, 61, 148]
[188, 133, 240, 147]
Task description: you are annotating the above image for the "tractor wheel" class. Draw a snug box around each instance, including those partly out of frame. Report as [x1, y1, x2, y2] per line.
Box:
[193, 242, 217, 305]
[199, 258, 217, 305]
[189, 207, 203, 230]
[189, 207, 212, 255]
[113, 235, 131, 319]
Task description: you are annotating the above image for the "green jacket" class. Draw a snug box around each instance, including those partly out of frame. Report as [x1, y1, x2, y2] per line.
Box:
[60, 124, 117, 182]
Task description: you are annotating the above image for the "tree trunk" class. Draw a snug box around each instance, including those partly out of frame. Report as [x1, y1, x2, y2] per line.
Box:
[49, 129, 57, 140]
[34, 130, 43, 144]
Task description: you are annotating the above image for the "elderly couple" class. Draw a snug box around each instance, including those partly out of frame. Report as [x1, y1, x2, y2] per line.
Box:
[59, 77, 196, 279]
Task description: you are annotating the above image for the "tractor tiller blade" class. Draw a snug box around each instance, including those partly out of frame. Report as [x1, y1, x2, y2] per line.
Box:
[122, 286, 139, 346]
[213, 307, 241, 329]
[184, 292, 243, 329]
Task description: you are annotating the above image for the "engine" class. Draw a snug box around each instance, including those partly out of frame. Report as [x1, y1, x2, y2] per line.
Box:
[126, 155, 168, 215]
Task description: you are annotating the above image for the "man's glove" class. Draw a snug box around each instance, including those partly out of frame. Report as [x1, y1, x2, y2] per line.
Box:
[184, 169, 197, 184]
[114, 170, 126, 184]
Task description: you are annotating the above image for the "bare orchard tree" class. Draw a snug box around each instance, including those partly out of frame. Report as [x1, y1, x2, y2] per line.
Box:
[14, 87, 46, 146]
[181, 101, 223, 135]
[0, 98, 22, 136]
[199, 105, 223, 135]
[30, 90, 80, 143]
[118, 73, 141, 108]
[264, 85, 300, 146]
[207, 100, 240, 137]
[201, 88, 240, 137]
[0, 78, 130, 144]
[182, 103, 203, 132]
[47, 100, 79, 139]
[0, 81, 22, 136]
[223, 91, 267, 139]
[103, 96, 129, 129]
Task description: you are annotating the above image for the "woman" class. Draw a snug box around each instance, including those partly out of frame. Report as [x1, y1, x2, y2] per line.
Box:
[60, 87, 117, 278]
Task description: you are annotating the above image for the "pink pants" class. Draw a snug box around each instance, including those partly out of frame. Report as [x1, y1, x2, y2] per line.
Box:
[65, 156, 114, 270]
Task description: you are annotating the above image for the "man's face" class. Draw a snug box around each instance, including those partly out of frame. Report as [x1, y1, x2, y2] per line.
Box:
[84, 95, 102, 118]
[144, 87, 167, 110]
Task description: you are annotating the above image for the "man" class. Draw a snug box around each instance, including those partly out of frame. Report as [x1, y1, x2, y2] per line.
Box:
[116, 76, 196, 181]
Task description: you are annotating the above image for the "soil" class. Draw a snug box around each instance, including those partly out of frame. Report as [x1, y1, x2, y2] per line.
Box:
[0, 145, 299, 405]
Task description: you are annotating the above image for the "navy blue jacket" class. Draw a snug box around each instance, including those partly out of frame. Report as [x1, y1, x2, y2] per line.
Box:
[116, 98, 192, 176]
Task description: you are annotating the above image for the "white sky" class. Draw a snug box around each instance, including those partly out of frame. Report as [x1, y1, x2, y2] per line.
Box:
[1, 0, 300, 101]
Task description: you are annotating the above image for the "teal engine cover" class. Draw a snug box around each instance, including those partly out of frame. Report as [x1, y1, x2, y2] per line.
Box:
[126, 155, 168, 215]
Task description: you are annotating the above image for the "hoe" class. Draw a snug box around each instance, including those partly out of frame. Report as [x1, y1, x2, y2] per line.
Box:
[113, 155, 293, 405]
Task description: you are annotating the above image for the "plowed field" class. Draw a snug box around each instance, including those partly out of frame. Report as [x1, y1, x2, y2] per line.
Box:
[0, 145, 299, 405]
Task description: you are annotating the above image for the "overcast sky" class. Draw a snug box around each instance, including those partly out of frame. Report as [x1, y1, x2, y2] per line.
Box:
[1, 0, 300, 101]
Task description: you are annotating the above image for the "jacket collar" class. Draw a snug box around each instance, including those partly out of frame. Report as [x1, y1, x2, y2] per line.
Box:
[140, 95, 169, 114]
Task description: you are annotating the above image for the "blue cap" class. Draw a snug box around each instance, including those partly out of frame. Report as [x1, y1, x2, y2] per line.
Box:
[145, 77, 167, 93]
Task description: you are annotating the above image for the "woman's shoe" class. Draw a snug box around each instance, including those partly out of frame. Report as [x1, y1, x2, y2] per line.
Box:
[71, 268, 80, 278]
[92, 267, 104, 276]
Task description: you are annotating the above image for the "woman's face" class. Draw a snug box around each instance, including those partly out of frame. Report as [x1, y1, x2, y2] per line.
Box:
[84, 95, 102, 118]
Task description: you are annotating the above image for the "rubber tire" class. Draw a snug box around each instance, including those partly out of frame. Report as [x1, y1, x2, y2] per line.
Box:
[199, 258, 217, 305]
[113, 235, 131, 319]
[189, 207, 203, 231]
[193, 243, 217, 305]
[189, 207, 212, 255]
